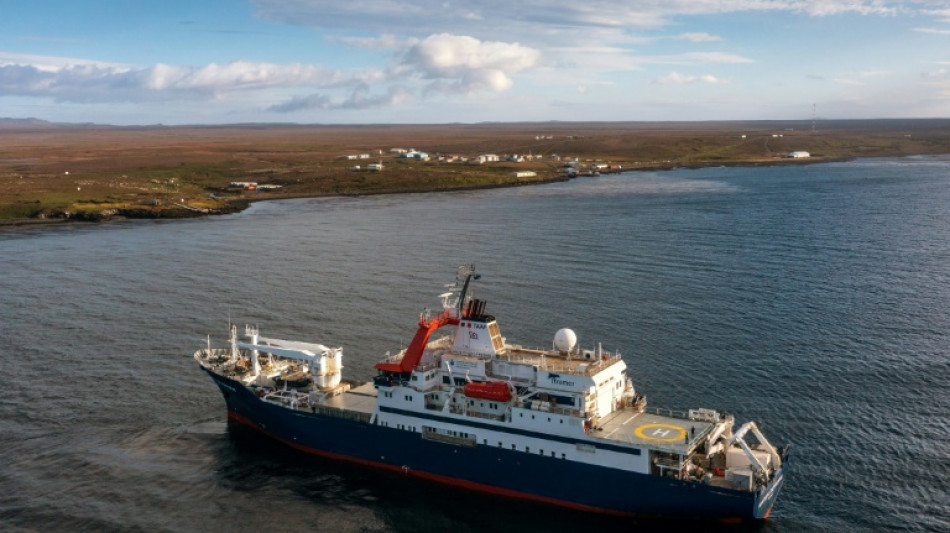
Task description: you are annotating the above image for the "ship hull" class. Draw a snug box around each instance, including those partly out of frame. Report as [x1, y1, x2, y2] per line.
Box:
[204, 368, 783, 521]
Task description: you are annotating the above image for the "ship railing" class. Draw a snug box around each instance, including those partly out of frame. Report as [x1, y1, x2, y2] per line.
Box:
[263, 389, 311, 410]
[517, 400, 583, 418]
[504, 353, 623, 376]
[643, 406, 692, 420]
[197, 348, 233, 366]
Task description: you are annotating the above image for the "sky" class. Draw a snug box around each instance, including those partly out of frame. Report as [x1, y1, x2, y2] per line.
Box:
[1, 0, 950, 125]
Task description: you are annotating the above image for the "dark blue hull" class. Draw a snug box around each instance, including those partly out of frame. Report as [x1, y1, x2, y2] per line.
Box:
[204, 368, 784, 520]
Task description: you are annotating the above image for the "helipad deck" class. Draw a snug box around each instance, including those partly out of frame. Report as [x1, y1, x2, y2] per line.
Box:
[593, 409, 714, 453]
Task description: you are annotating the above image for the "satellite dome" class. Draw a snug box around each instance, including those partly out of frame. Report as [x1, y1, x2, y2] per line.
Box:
[553, 328, 577, 353]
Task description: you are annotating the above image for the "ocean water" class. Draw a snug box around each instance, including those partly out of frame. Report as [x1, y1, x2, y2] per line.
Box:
[1, 156, 948, 532]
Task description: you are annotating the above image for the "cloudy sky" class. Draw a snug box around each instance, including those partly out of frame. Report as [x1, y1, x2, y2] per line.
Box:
[2, 0, 950, 125]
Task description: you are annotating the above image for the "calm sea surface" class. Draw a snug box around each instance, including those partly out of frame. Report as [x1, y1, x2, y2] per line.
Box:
[1, 156, 948, 532]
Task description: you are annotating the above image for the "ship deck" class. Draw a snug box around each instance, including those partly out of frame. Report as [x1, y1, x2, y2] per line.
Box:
[439, 346, 624, 377]
[593, 409, 714, 454]
[323, 382, 378, 414]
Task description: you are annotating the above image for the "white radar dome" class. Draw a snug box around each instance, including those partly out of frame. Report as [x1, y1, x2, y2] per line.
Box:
[553, 328, 577, 353]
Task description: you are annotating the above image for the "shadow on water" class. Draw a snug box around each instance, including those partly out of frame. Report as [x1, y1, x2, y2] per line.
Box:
[221, 424, 771, 533]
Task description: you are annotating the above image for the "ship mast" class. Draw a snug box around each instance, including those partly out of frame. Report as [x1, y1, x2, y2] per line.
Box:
[375, 265, 477, 375]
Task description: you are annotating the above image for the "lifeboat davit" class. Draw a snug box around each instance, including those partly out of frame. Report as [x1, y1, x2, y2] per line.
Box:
[464, 381, 511, 402]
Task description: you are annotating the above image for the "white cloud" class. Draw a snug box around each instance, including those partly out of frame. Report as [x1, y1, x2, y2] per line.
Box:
[913, 27, 950, 36]
[0, 51, 130, 71]
[789, 0, 898, 16]
[676, 32, 722, 42]
[681, 52, 753, 64]
[268, 84, 415, 112]
[0, 57, 386, 103]
[401, 34, 541, 93]
[0, 33, 538, 112]
[266, 92, 331, 112]
[329, 33, 415, 50]
[924, 8, 950, 23]
[643, 51, 755, 65]
[405, 34, 539, 74]
[831, 71, 885, 86]
[832, 77, 865, 86]
[653, 71, 727, 84]
[921, 67, 949, 79]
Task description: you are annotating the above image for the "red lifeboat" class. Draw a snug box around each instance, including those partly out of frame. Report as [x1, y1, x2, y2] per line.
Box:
[464, 381, 511, 402]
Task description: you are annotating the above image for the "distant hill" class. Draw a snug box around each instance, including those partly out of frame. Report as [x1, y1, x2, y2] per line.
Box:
[0, 117, 58, 129]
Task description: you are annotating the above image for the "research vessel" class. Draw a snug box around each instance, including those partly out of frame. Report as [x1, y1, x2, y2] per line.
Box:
[195, 266, 787, 520]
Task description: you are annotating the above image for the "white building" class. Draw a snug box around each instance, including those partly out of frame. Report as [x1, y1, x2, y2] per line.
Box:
[402, 151, 429, 161]
[788, 151, 811, 158]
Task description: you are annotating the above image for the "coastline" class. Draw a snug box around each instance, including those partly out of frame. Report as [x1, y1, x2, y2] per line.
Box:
[0, 155, 858, 230]
[5, 118, 949, 230]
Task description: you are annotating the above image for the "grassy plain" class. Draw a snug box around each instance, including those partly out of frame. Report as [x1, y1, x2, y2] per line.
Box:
[2, 119, 949, 223]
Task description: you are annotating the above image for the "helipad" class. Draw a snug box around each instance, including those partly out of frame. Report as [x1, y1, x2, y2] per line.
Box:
[593, 410, 713, 451]
[634, 422, 688, 442]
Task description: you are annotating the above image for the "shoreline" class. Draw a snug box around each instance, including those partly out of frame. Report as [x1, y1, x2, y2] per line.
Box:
[5, 119, 948, 229]
[0, 155, 864, 230]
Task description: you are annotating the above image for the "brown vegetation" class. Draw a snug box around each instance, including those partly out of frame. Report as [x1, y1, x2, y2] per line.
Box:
[2, 119, 949, 224]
